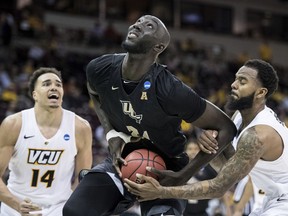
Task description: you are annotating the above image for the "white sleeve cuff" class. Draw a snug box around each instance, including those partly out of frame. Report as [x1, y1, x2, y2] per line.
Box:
[106, 129, 131, 143]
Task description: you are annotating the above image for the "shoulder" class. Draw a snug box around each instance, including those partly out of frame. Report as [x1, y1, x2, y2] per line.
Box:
[240, 125, 278, 149]
[74, 114, 92, 134]
[86, 53, 124, 74]
[86, 53, 125, 89]
[86, 54, 113, 68]
[156, 66, 179, 83]
[0, 112, 22, 146]
[156, 67, 201, 101]
[253, 124, 281, 143]
[1, 112, 22, 130]
[86, 54, 110, 77]
[240, 124, 283, 160]
[156, 67, 186, 94]
[74, 114, 92, 150]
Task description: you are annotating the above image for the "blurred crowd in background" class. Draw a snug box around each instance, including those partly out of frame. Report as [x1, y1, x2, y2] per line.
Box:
[0, 1, 288, 215]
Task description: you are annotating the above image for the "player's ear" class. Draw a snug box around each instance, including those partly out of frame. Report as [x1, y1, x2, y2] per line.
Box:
[32, 91, 37, 101]
[154, 44, 165, 53]
[256, 87, 268, 99]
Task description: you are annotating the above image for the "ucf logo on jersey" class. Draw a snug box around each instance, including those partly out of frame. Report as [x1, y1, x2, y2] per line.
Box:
[27, 149, 64, 165]
[120, 100, 143, 124]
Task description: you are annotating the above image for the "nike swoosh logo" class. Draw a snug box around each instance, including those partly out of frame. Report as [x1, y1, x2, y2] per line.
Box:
[24, 135, 35, 139]
[277, 194, 288, 201]
[112, 86, 119, 90]
[277, 197, 288, 201]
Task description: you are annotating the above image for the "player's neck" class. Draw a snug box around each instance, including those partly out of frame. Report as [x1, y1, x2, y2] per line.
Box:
[122, 53, 155, 81]
[240, 103, 265, 126]
[34, 105, 63, 127]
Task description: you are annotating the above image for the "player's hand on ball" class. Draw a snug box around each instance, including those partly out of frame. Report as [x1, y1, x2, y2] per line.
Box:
[106, 130, 142, 177]
[121, 149, 166, 183]
[124, 174, 164, 202]
[147, 167, 183, 186]
[197, 130, 218, 154]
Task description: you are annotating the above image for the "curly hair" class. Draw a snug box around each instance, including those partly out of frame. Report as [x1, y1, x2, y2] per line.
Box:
[244, 59, 278, 98]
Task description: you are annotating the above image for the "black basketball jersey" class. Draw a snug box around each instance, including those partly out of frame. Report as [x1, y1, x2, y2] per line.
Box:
[86, 54, 206, 160]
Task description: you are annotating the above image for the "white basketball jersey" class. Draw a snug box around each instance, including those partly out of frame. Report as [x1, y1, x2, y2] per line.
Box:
[6, 108, 77, 206]
[232, 106, 288, 197]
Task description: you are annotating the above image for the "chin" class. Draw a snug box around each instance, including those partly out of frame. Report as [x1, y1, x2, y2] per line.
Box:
[49, 105, 60, 109]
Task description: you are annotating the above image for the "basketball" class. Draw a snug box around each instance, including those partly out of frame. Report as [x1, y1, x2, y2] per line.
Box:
[121, 149, 166, 183]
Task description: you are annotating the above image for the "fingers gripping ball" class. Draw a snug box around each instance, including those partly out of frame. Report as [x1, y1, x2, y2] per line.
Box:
[121, 149, 166, 183]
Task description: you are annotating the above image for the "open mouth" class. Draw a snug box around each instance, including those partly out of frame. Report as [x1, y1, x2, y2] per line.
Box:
[48, 94, 59, 100]
[128, 31, 139, 39]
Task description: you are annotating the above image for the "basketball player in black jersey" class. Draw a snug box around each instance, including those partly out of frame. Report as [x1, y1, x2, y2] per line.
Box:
[63, 15, 237, 216]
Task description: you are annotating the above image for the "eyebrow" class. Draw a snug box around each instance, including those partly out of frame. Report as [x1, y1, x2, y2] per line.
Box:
[236, 74, 246, 79]
[140, 17, 158, 26]
[42, 79, 62, 84]
[149, 18, 159, 26]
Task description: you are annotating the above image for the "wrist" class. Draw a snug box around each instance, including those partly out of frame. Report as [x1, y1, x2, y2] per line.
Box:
[106, 129, 131, 143]
[106, 129, 117, 141]
[160, 186, 169, 199]
[6, 197, 21, 212]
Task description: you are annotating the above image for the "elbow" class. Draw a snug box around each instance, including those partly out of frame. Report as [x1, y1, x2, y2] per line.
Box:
[224, 121, 237, 138]
[230, 123, 237, 137]
[221, 123, 237, 144]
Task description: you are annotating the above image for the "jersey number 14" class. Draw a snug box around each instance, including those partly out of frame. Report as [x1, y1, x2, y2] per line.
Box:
[31, 169, 55, 187]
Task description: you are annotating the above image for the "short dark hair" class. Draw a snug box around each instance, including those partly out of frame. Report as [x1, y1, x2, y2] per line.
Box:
[244, 59, 278, 98]
[28, 67, 62, 97]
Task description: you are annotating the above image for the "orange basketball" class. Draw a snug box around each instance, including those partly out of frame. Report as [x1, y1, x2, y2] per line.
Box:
[121, 149, 166, 183]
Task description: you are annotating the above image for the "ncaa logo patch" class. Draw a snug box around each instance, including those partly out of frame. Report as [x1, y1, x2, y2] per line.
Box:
[144, 81, 151, 90]
[64, 134, 70, 141]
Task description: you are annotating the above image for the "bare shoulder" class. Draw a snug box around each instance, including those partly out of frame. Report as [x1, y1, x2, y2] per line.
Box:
[1, 112, 22, 130]
[253, 124, 280, 141]
[74, 114, 92, 134]
[254, 124, 283, 160]
[0, 112, 22, 146]
[74, 114, 92, 151]
[237, 127, 265, 157]
[240, 125, 282, 160]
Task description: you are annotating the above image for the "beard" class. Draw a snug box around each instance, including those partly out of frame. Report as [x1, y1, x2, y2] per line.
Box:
[225, 92, 255, 111]
[121, 37, 154, 54]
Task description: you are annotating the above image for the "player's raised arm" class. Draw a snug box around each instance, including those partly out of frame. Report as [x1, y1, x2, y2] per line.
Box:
[151, 100, 237, 186]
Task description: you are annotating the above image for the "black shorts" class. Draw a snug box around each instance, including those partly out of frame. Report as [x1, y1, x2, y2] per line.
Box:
[63, 155, 187, 216]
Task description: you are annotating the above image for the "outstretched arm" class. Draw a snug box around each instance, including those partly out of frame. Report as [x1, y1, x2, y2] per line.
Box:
[184, 101, 237, 174]
[152, 100, 237, 186]
[125, 127, 263, 201]
[160, 128, 261, 200]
